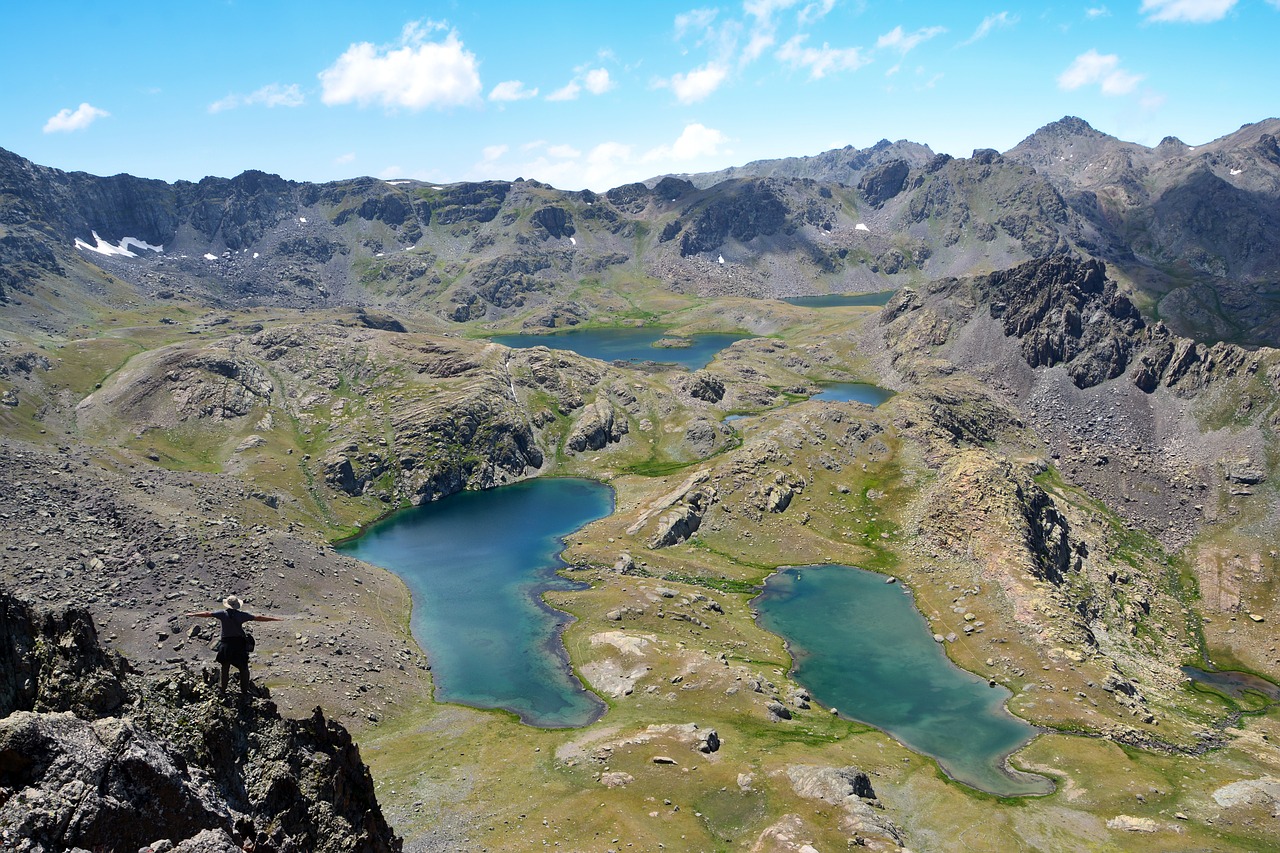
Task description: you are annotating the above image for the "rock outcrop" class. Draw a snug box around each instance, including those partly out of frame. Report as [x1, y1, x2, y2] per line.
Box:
[0, 591, 401, 853]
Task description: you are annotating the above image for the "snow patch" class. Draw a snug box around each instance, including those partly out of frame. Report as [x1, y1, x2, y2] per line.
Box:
[298, 217, 307, 224]
[203, 253, 218, 261]
[1230, 168, 1243, 175]
[855, 223, 870, 232]
[384, 179, 412, 185]
[253, 252, 260, 259]
[569, 236, 577, 246]
[717, 255, 725, 265]
[74, 231, 164, 258]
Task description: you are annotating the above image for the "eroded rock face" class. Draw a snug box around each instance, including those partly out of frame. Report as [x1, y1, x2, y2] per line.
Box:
[0, 592, 401, 853]
[0, 594, 129, 717]
[983, 255, 1144, 389]
[566, 399, 628, 453]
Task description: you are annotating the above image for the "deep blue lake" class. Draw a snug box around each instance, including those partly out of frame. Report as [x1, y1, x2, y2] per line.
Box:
[812, 382, 895, 406]
[491, 328, 748, 369]
[782, 290, 896, 308]
[754, 565, 1051, 796]
[338, 478, 613, 727]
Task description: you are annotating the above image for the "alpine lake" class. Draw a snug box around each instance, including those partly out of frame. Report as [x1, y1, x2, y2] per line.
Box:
[490, 327, 749, 370]
[343, 320, 1047, 795]
[341, 485, 1050, 795]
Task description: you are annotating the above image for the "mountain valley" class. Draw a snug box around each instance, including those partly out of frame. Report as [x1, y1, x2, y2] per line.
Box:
[2, 116, 1279, 852]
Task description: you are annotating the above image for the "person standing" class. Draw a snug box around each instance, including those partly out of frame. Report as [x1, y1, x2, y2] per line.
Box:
[185, 595, 283, 694]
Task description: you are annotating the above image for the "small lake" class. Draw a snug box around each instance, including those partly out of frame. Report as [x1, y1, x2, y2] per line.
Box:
[812, 382, 895, 406]
[783, 290, 896, 308]
[754, 565, 1051, 796]
[338, 478, 613, 727]
[491, 328, 748, 369]
[1183, 666, 1280, 702]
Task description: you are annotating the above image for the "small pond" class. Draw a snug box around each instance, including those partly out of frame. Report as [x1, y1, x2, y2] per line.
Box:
[754, 564, 1051, 796]
[338, 478, 613, 727]
[1183, 666, 1280, 702]
[783, 290, 897, 308]
[490, 327, 748, 369]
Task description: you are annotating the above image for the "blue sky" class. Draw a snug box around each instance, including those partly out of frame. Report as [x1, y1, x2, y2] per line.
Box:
[4, 1, 1277, 191]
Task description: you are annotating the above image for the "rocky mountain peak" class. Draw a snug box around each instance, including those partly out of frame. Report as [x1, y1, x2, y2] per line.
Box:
[1038, 115, 1103, 139]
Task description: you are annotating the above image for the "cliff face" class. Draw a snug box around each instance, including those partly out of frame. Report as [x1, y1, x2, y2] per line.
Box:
[0, 591, 401, 853]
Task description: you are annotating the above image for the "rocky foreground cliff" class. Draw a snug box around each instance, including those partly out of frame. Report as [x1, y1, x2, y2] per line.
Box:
[0, 591, 401, 853]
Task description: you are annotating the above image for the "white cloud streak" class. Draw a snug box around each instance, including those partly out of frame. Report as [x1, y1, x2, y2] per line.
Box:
[43, 103, 109, 133]
[546, 67, 613, 101]
[489, 80, 538, 102]
[1139, 0, 1237, 22]
[208, 83, 304, 114]
[674, 7, 718, 40]
[319, 22, 481, 110]
[1057, 49, 1143, 95]
[777, 36, 870, 79]
[876, 25, 947, 55]
[961, 12, 1017, 46]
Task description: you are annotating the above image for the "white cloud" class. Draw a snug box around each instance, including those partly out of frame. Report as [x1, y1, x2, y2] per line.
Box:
[547, 67, 613, 101]
[547, 144, 581, 158]
[876, 25, 947, 55]
[480, 123, 731, 192]
[1057, 49, 1143, 94]
[334, 152, 356, 165]
[489, 80, 538, 102]
[777, 36, 870, 79]
[674, 8, 718, 40]
[797, 0, 837, 26]
[961, 12, 1017, 46]
[43, 102, 109, 133]
[378, 165, 405, 179]
[547, 81, 581, 102]
[668, 63, 729, 103]
[1140, 0, 1237, 22]
[584, 68, 614, 95]
[319, 22, 481, 110]
[1085, 6, 1111, 18]
[642, 123, 730, 163]
[208, 83, 304, 114]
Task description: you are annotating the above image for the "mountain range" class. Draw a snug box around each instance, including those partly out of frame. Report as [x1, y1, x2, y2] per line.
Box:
[3, 115, 1278, 345]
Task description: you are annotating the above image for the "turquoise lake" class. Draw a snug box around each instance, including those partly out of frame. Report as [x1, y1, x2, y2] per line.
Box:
[782, 290, 896, 308]
[491, 327, 748, 369]
[338, 478, 613, 728]
[754, 565, 1051, 796]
